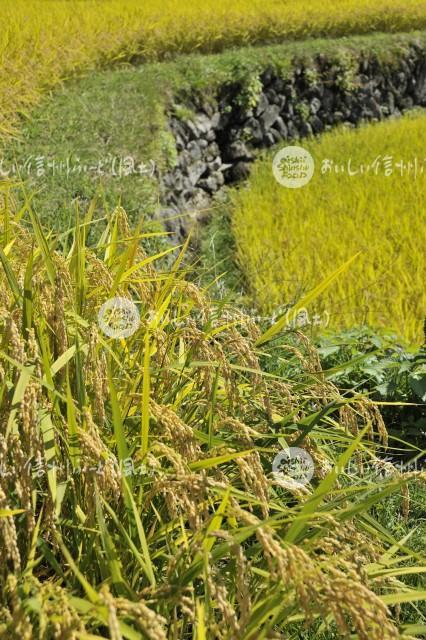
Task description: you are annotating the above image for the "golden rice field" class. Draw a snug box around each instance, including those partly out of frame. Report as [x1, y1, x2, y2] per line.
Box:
[1, 0, 426, 140]
[231, 111, 426, 344]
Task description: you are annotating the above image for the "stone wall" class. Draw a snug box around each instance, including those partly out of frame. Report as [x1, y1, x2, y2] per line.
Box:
[160, 45, 426, 237]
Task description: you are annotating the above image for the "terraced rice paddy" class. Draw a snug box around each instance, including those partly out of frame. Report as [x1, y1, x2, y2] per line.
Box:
[1, 0, 426, 138]
[232, 112, 426, 344]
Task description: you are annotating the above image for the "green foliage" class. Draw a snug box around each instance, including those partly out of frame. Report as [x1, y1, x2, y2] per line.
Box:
[235, 73, 263, 111]
[318, 326, 426, 450]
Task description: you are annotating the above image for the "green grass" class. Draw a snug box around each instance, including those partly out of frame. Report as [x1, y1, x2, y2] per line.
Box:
[198, 195, 247, 298]
[4, 65, 175, 244]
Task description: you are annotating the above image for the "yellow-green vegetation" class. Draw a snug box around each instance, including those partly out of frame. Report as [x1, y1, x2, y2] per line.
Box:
[231, 111, 426, 344]
[1, 0, 426, 636]
[2, 0, 426, 139]
[0, 184, 426, 638]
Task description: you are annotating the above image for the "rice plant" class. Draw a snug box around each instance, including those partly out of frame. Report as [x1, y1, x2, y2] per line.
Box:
[0, 182, 425, 638]
[231, 111, 426, 345]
